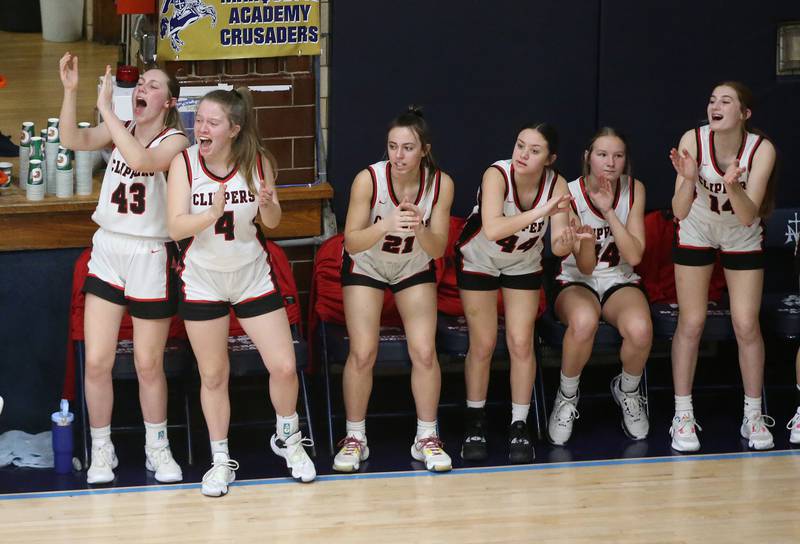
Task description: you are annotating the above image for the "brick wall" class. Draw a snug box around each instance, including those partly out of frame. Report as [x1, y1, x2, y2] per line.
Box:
[163, 57, 317, 187]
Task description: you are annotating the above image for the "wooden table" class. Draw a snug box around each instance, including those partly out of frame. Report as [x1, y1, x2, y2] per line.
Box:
[0, 156, 333, 251]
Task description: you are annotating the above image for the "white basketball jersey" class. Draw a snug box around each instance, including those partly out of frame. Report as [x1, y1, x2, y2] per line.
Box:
[180, 145, 269, 272]
[360, 160, 441, 263]
[692, 124, 764, 226]
[559, 176, 635, 280]
[92, 122, 184, 239]
[458, 160, 556, 260]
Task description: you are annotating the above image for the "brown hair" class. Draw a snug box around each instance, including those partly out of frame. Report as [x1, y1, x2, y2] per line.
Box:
[714, 81, 776, 217]
[387, 105, 438, 196]
[581, 126, 632, 178]
[144, 67, 184, 132]
[198, 87, 276, 195]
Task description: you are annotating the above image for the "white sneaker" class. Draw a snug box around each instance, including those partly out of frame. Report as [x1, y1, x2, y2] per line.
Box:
[740, 413, 775, 450]
[87, 442, 119, 484]
[410, 435, 452, 472]
[270, 431, 316, 483]
[201, 457, 239, 497]
[145, 443, 183, 483]
[787, 409, 800, 445]
[610, 375, 649, 440]
[547, 390, 580, 445]
[669, 414, 702, 452]
[332, 435, 369, 472]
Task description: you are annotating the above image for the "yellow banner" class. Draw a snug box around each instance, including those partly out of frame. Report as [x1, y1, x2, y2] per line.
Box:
[157, 0, 320, 61]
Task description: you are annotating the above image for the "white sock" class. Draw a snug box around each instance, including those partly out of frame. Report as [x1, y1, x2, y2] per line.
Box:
[511, 403, 529, 424]
[560, 372, 580, 398]
[90, 425, 112, 448]
[345, 419, 366, 441]
[466, 399, 486, 409]
[744, 395, 762, 419]
[620, 370, 642, 393]
[416, 419, 438, 439]
[276, 413, 299, 440]
[674, 395, 693, 418]
[210, 438, 229, 463]
[144, 420, 168, 449]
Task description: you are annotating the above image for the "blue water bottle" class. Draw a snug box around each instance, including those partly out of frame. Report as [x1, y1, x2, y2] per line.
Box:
[51, 399, 75, 474]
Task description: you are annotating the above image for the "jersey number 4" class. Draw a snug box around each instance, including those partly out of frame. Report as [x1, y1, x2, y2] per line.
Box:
[595, 241, 620, 267]
[110, 182, 146, 214]
[495, 235, 539, 253]
[214, 211, 235, 241]
[382, 234, 414, 254]
[708, 195, 733, 214]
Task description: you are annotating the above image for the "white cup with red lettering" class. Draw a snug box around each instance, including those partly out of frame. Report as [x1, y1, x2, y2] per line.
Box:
[0, 162, 12, 189]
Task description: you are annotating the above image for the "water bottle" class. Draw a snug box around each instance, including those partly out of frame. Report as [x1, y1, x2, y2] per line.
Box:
[51, 399, 75, 474]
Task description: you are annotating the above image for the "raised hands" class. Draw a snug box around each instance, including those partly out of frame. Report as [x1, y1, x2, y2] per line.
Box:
[209, 183, 227, 220]
[669, 147, 698, 182]
[258, 180, 278, 208]
[97, 65, 114, 115]
[588, 175, 614, 213]
[723, 159, 746, 187]
[559, 218, 594, 248]
[542, 192, 573, 217]
[59, 52, 79, 91]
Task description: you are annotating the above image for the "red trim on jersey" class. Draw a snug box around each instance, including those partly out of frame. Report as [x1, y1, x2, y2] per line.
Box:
[199, 154, 238, 183]
[385, 162, 424, 206]
[146, 127, 172, 148]
[367, 165, 378, 209]
[511, 167, 545, 212]
[709, 129, 747, 177]
[694, 128, 702, 166]
[491, 164, 509, 200]
[126, 294, 168, 302]
[674, 220, 711, 249]
[181, 149, 192, 187]
[432, 170, 442, 207]
[746, 136, 764, 174]
[256, 155, 265, 184]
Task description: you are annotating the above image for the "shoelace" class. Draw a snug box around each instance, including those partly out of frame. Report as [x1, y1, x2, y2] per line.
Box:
[337, 436, 365, 456]
[202, 459, 240, 484]
[786, 412, 800, 430]
[148, 445, 174, 466]
[287, 436, 314, 463]
[92, 443, 116, 467]
[675, 416, 702, 434]
[747, 414, 775, 433]
[416, 436, 446, 455]
[556, 399, 580, 425]
[621, 390, 648, 419]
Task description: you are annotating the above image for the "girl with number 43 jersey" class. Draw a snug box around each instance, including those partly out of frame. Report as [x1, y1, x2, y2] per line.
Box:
[669, 81, 777, 453]
[59, 53, 189, 486]
[167, 88, 315, 497]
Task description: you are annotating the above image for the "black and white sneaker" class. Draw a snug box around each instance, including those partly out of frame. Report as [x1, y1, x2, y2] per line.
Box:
[508, 420, 534, 464]
[461, 407, 488, 461]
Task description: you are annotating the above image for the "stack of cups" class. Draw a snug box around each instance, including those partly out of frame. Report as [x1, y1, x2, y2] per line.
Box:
[28, 136, 45, 198]
[46, 118, 60, 195]
[19, 122, 34, 190]
[75, 122, 93, 195]
[27, 159, 45, 201]
[56, 146, 74, 198]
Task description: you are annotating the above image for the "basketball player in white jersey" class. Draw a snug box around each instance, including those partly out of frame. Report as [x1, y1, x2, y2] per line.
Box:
[547, 128, 651, 446]
[457, 123, 577, 463]
[167, 88, 315, 497]
[59, 54, 189, 485]
[670, 82, 777, 452]
[333, 106, 455, 473]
